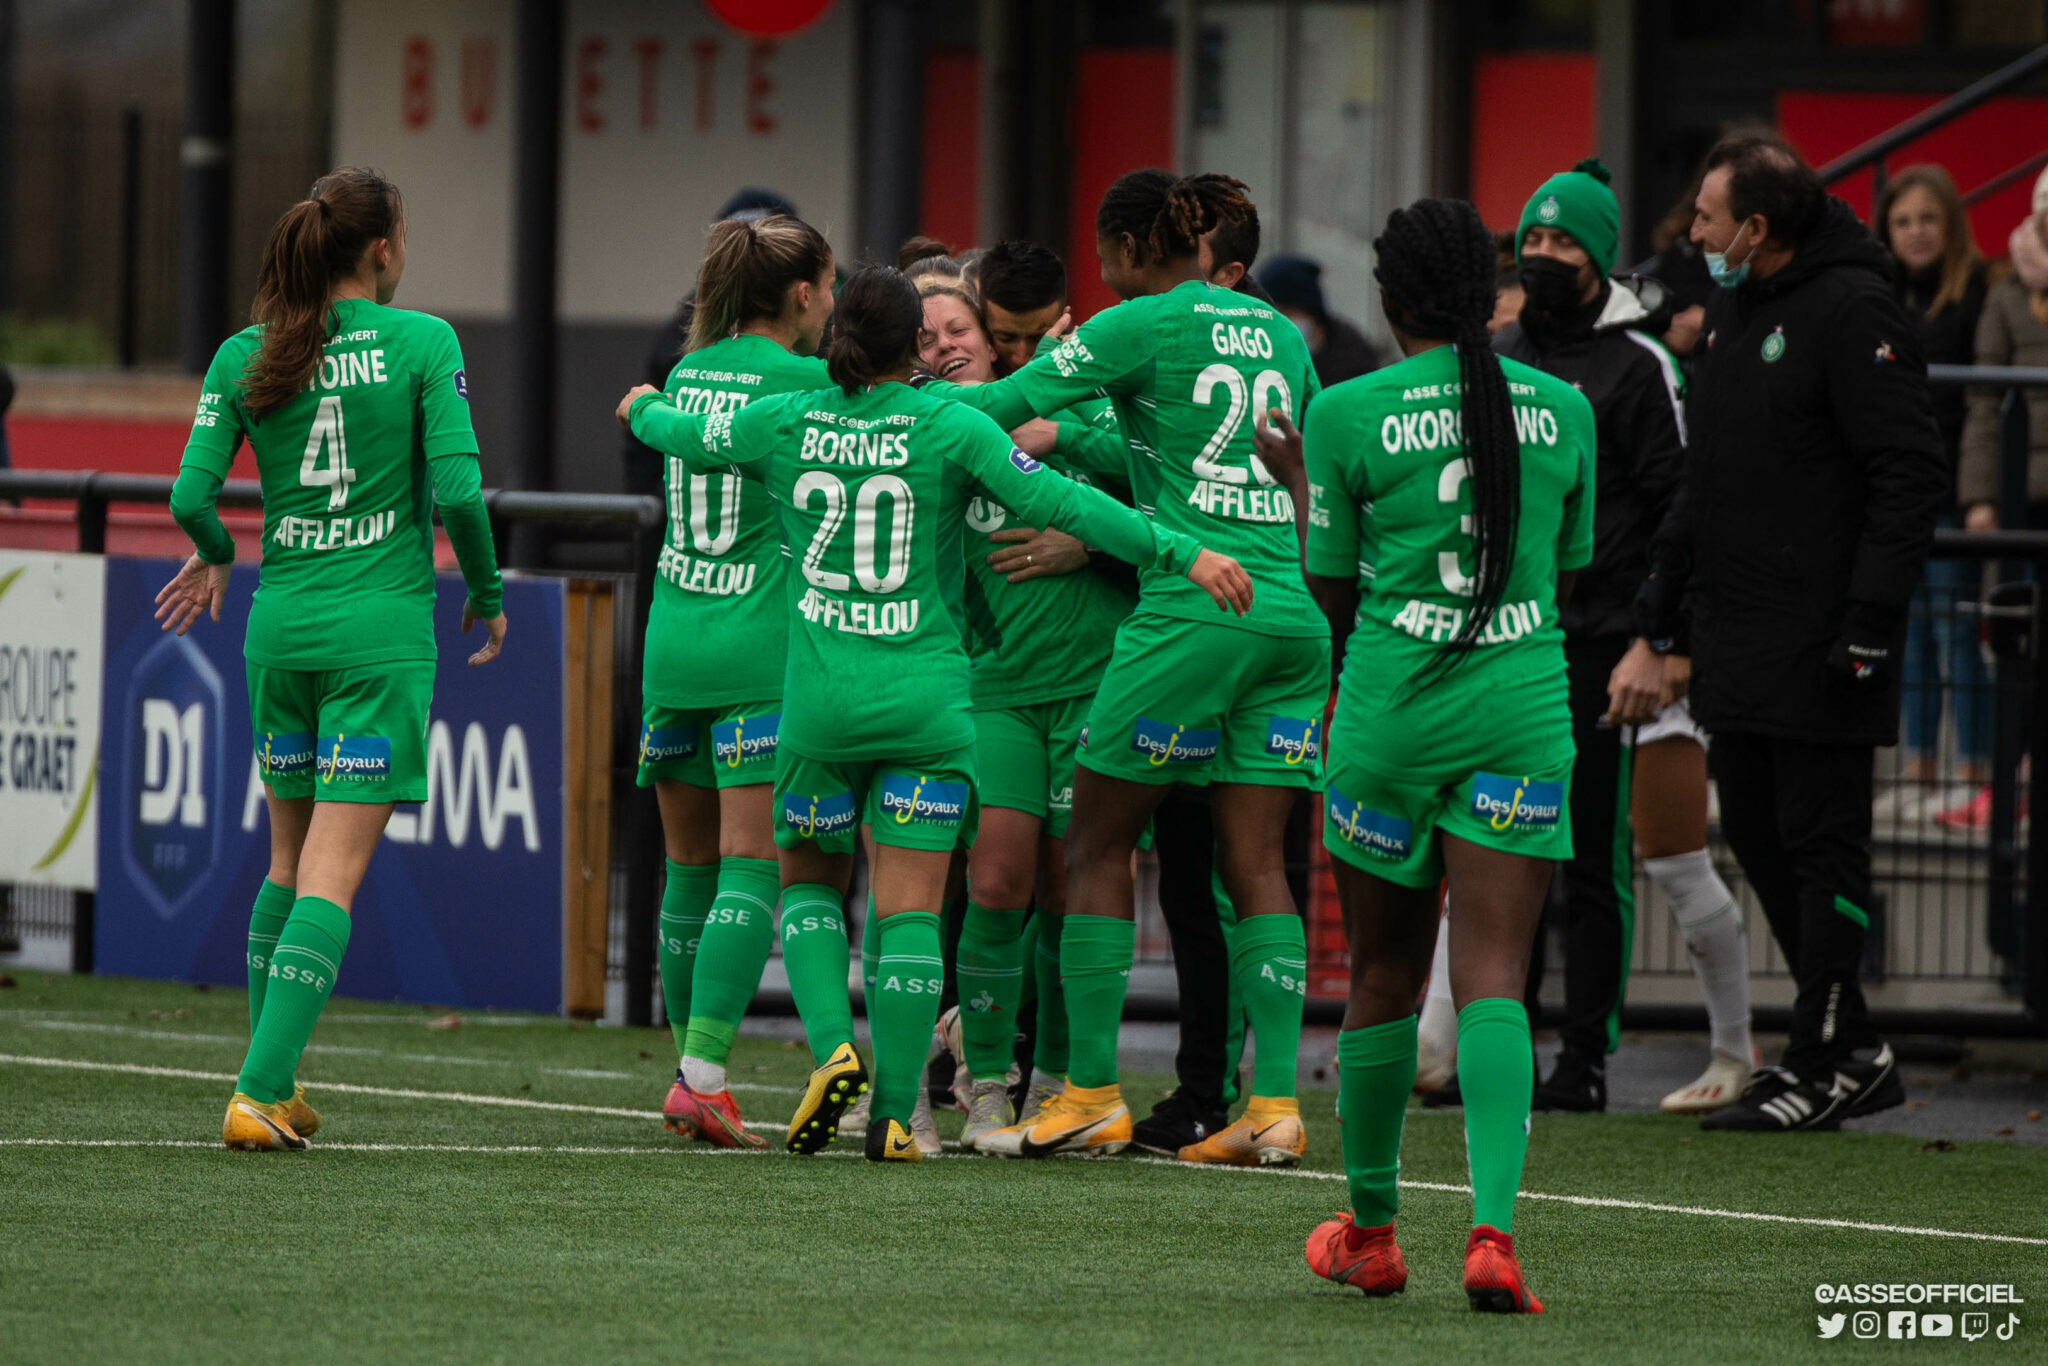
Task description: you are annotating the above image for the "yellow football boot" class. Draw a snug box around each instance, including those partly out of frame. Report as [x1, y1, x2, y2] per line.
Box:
[1177, 1097, 1307, 1167]
[989, 1082, 1131, 1159]
[863, 1117, 924, 1163]
[785, 1042, 869, 1154]
[285, 1084, 322, 1138]
[222, 1092, 310, 1152]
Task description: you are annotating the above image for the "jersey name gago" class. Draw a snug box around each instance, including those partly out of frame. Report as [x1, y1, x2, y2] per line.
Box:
[1188, 309, 1294, 526]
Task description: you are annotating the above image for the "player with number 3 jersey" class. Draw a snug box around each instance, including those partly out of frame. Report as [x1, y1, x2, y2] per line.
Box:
[622, 266, 1252, 1164]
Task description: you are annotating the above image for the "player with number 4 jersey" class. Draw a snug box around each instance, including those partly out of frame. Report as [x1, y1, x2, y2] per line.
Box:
[161, 168, 506, 1154]
[622, 266, 1251, 1164]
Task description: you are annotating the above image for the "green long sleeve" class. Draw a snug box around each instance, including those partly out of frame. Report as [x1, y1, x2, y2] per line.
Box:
[169, 461, 236, 566]
[428, 452, 503, 618]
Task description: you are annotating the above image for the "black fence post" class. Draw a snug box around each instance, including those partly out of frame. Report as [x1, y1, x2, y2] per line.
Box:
[117, 103, 142, 369]
[76, 489, 106, 554]
[2029, 553, 2048, 1025]
[618, 519, 660, 1028]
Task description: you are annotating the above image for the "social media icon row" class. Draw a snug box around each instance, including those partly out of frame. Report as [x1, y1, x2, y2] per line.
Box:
[1822, 1310, 2019, 1340]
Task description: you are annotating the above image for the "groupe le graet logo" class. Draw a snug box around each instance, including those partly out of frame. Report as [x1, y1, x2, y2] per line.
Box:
[1814, 1284, 2023, 1342]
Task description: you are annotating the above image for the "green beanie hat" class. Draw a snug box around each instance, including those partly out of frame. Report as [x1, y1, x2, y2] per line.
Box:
[1516, 157, 1618, 277]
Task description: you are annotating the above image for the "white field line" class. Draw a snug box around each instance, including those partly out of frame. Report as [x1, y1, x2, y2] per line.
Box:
[6, 1051, 2045, 1249]
[10, 1019, 800, 1094]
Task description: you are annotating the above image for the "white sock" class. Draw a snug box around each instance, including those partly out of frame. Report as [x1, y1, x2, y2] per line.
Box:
[1645, 849, 1753, 1063]
[681, 1056, 727, 1093]
[1415, 909, 1458, 1086]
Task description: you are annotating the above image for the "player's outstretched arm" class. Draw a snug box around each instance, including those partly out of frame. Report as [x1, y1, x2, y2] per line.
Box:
[157, 462, 234, 635]
[429, 451, 507, 666]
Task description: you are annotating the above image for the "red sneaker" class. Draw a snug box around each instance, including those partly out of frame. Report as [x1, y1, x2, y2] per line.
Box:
[661, 1069, 697, 1138]
[1305, 1213, 1407, 1296]
[1463, 1225, 1544, 1313]
[669, 1078, 770, 1150]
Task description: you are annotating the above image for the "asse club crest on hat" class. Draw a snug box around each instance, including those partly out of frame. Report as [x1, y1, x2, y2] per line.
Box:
[1536, 195, 1560, 223]
[1761, 326, 1787, 364]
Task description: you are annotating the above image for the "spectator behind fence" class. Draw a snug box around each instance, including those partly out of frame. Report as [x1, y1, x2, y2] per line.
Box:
[1877, 165, 1991, 828]
[1639, 133, 1944, 1134]
[1255, 253, 1382, 387]
[1489, 230, 1523, 335]
[619, 188, 800, 498]
[1961, 166, 2048, 533]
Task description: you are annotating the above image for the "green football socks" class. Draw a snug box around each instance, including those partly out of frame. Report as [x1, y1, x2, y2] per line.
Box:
[1458, 997, 1534, 1233]
[956, 900, 1028, 1081]
[1060, 914, 1134, 1089]
[681, 857, 780, 1073]
[1217, 877, 1246, 1105]
[245, 878, 295, 1037]
[1234, 911, 1307, 1099]
[657, 860, 718, 1057]
[779, 884, 854, 1066]
[235, 896, 351, 1105]
[1336, 1015, 1418, 1228]
[860, 892, 881, 1006]
[870, 911, 944, 1124]
[1033, 909, 1069, 1077]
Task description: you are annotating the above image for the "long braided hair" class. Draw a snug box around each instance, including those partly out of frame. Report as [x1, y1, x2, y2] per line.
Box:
[1374, 198, 1520, 676]
[1095, 169, 1254, 264]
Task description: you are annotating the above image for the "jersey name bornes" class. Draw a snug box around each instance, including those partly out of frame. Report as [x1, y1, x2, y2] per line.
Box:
[1304, 344, 1596, 698]
[948, 279, 1328, 638]
[645, 333, 826, 708]
[180, 296, 480, 670]
[628, 381, 1199, 762]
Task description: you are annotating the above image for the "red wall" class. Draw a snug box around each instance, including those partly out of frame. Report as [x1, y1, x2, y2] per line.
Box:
[1068, 48, 1176, 319]
[1469, 53, 1596, 236]
[918, 50, 980, 256]
[1778, 90, 2048, 253]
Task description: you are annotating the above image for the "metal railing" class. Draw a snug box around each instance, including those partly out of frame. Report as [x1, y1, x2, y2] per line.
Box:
[0, 470, 667, 1012]
[1817, 45, 2048, 200]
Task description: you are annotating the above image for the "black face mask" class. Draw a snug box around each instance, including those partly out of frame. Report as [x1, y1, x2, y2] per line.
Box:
[1518, 255, 1586, 319]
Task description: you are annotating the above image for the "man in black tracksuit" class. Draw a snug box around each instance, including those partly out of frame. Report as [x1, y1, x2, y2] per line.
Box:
[1642, 136, 1944, 1132]
[1494, 160, 1687, 1111]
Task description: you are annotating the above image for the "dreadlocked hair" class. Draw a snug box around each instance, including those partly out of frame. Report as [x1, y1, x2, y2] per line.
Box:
[1094, 169, 1254, 265]
[1373, 197, 1520, 680]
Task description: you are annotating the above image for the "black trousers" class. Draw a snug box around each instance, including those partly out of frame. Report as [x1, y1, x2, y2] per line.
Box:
[1530, 634, 1636, 1062]
[1710, 731, 1878, 1075]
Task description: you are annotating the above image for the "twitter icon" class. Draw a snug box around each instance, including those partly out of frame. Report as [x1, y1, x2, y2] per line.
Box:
[1818, 1313, 1846, 1339]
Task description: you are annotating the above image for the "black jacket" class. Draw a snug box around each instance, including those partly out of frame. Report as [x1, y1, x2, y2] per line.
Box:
[1894, 258, 1986, 472]
[1652, 198, 1946, 746]
[1313, 314, 1382, 389]
[1495, 278, 1686, 640]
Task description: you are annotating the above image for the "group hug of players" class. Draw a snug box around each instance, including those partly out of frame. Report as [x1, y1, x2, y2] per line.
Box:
[162, 151, 1778, 1315]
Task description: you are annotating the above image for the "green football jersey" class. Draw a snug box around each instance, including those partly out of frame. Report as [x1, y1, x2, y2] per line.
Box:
[630, 381, 1201, 761]
[949, 280, 1327, 639]
[1305, 345, 1596, 738]
[180, 297, 480, 669]
[645, 333, 829, 707]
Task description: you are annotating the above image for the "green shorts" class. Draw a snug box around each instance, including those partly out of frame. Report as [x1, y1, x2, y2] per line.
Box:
[972, 694, 1091, 838]
[1321, 752, 1575, 886]
[774, 744, 979, 854]
[248, 660, 433, 804]
[1078, 613, 1330, 788]
[636, 699, 781, 789]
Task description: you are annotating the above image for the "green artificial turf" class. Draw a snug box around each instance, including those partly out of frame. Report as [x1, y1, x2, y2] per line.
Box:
[1, 973, 2041, 1363]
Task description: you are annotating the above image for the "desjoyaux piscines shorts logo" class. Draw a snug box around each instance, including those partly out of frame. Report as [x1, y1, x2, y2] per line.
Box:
[1130, 717, 1221, 766]
[878, 774, 969, 827]
[711, 713, 780, 769]
[1470, 772, 1563, 831]
[782, 789, 858, 838]
[1264, 716, 1321, 766]
[317, 734, 392, 783]
[639, 723, 700, 766]
[258, 731, 315, 778]
[1326, 787, 1412, 859]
